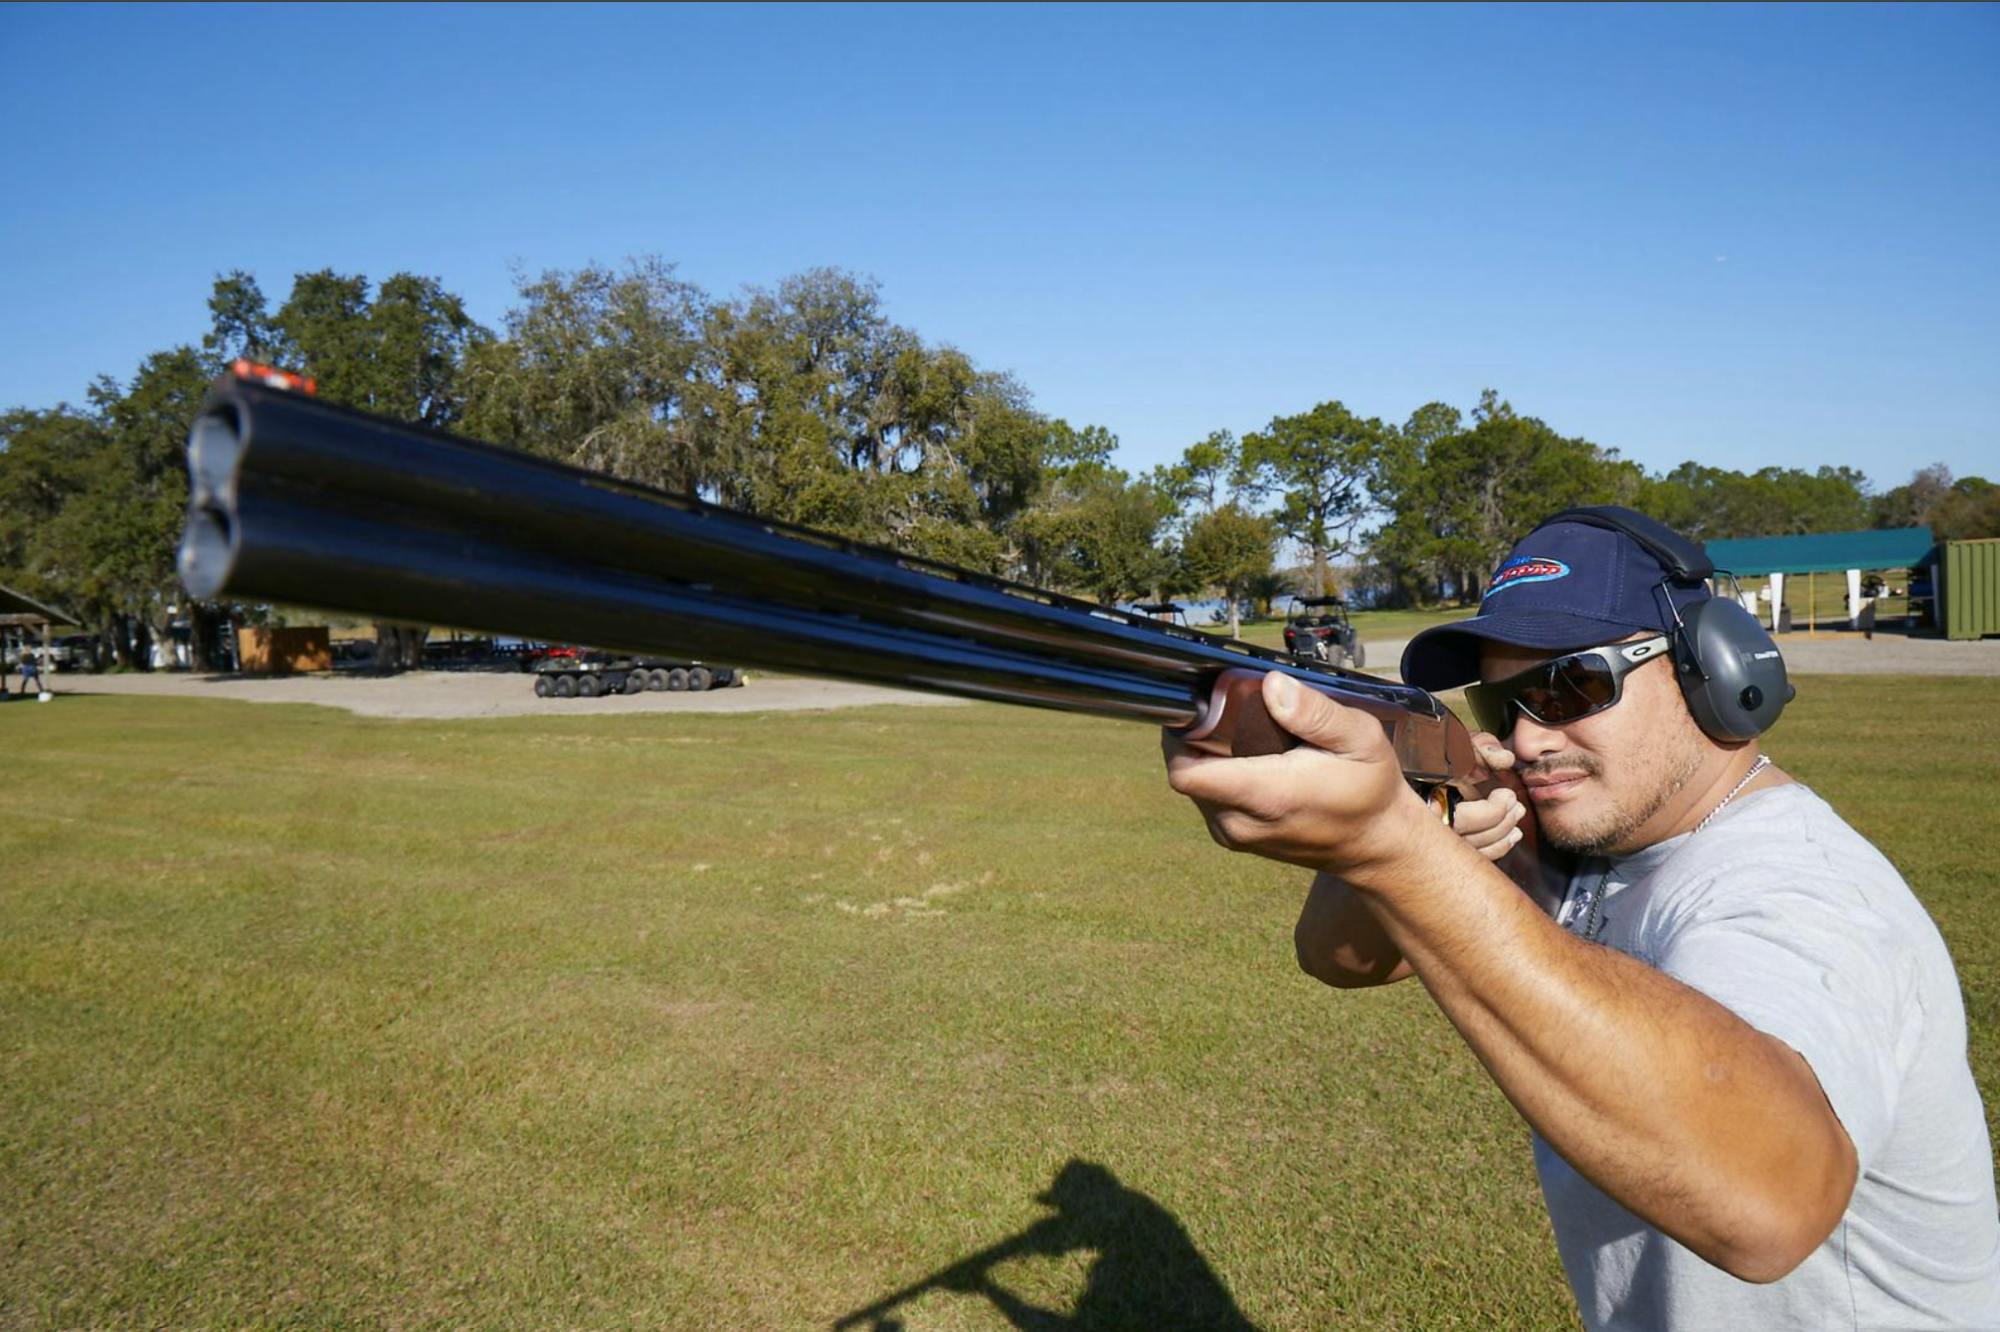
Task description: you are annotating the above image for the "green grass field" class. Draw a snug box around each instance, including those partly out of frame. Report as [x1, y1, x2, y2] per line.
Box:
[3, 678, 1995, 1329]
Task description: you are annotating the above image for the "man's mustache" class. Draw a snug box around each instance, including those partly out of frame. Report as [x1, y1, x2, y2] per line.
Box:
[1516, 753, 1604, 780]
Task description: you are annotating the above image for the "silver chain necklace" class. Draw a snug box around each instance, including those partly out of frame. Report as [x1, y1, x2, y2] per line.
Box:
[1693, 754, 1773, 834]
[1565, 754, 1773, 942]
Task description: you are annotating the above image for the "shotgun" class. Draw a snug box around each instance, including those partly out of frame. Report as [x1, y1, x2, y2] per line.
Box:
[831, 1216, 1063, 1330]
[177, 364, 1515, 827]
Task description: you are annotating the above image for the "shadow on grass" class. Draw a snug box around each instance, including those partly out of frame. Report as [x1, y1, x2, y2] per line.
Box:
[834, 1159, 1260, 1331]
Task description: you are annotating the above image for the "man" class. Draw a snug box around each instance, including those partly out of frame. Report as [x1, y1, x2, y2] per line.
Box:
[1163, 509, 1999, 1330]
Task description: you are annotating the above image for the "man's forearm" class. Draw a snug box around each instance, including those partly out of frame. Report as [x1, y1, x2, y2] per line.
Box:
[1346, 815, 1856, 1281]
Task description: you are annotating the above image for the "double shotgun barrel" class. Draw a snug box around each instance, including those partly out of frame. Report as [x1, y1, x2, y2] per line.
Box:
[177, 366, 1477, 790]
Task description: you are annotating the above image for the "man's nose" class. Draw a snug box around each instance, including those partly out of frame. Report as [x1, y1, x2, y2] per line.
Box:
[1507, 713, 1569, 762]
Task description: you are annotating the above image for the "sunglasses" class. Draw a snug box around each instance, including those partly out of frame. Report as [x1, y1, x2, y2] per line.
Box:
[1462, 635, 1673, 737]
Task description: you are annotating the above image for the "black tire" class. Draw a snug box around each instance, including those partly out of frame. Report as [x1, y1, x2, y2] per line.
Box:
[687, 666, 713, 692]
[712, 668, 736, 687]
[645, 668, 668, 691]
[553, 674, 576, 699]
[577, 674, 601, 698]
[623, 671, 647, 695]
[533, 675, 553, 698]
[666, 668, 689, 692]
[1350, 641, 1367, 669]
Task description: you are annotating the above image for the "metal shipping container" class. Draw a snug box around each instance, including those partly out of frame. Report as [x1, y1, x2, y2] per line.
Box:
[1941, 538, 2000, 641]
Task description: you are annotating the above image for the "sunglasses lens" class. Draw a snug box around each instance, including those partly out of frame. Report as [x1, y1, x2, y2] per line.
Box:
[1464, 682, 1513, 736]
[1468, 654, 1621, 734]
[1521, 657, 1618, 725]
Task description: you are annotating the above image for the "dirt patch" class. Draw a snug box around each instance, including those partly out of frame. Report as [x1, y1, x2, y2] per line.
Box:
[45, 670, 969, 721]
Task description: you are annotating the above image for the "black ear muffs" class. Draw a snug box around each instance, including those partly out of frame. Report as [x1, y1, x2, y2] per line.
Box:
[1537, 505, 1793, 741]
[1672, 595, 1795, 741]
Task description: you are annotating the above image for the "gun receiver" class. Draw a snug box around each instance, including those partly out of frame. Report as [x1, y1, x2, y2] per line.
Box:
[178, 366, 1484, 798]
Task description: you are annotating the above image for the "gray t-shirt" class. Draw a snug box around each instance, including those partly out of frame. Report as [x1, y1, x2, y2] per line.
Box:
[1534, 783, 2000, 1331]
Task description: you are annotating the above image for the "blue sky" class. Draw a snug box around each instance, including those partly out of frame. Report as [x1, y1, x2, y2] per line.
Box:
[2, 3, 1995, 489]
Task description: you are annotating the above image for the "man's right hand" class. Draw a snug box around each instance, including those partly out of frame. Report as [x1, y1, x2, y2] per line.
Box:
[1452, 731, 1530, 863]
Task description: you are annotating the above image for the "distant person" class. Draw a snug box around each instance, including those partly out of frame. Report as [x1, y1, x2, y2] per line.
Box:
[1165, 506, 1999, 1330]
[19, 650, 43, 695]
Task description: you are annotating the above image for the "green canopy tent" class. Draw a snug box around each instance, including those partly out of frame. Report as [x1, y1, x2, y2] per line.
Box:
[1702, 527, 1935, 634]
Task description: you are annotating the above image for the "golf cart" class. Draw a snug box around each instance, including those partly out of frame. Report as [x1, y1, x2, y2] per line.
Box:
[1131, 602, 1190, 628]
[1282, 594, 1364, 669]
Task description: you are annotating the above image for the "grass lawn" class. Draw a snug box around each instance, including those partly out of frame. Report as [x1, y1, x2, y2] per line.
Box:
[3, 677, 1995, 1329]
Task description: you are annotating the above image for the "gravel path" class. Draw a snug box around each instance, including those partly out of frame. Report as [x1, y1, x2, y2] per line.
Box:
[1364, 631, 1999, 679]
[25, 629, 1993, 722]
[1739, 633, 2000, 676]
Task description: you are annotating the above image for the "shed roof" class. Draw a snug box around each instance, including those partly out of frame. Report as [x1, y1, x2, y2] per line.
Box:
[0, 583, 79, 629]
[1703, 527, 1935, 577]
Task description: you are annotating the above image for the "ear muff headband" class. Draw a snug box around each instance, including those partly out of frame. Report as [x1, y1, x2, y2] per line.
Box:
[1541, 505, 1713, 582]
[1529, 505, 1794, 740]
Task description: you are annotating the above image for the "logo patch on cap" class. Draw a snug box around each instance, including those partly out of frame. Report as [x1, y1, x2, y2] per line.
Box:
[1485, 555, 1571, 600]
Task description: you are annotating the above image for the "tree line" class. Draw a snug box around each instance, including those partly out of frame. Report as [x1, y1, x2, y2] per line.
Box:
[3, 259, 1993, 667]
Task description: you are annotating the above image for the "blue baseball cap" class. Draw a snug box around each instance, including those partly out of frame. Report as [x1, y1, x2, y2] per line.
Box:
[1400, 513, 1711, 691]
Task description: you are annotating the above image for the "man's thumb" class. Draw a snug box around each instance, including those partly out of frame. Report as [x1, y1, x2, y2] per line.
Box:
[1262, 671, 1383, 757]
